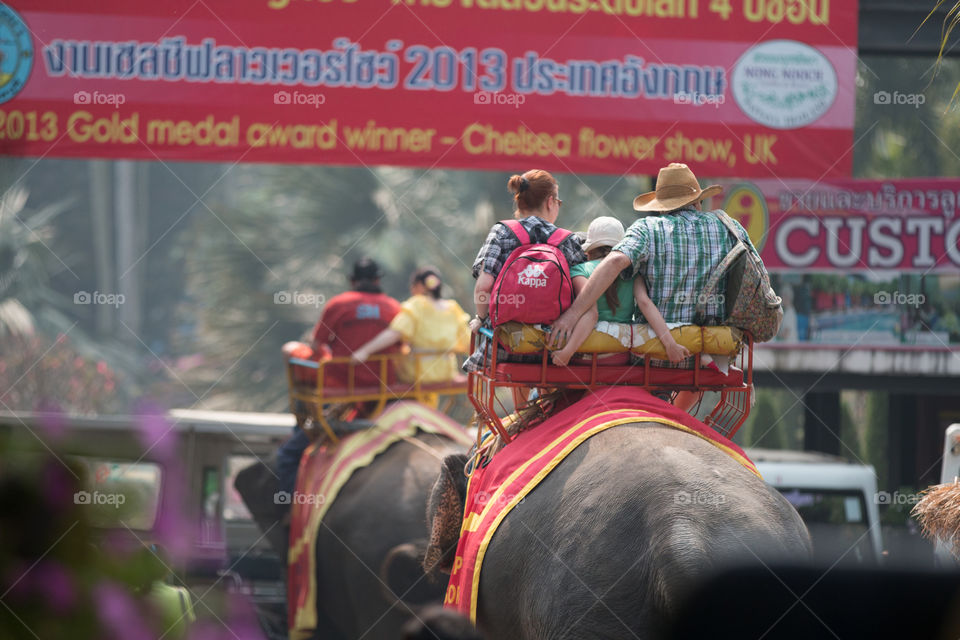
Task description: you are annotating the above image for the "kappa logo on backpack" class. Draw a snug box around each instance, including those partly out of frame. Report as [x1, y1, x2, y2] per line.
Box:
[489, 220, 575, 327]
[517, 263, 548, 288]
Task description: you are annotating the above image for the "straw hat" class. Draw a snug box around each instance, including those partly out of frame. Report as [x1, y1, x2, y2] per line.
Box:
[633, 163, 722, 213]
[582, 217, 625, 253]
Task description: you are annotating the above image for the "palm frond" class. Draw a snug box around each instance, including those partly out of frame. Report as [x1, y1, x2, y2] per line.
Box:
[912, 481, 960, 559]
[922, 1, 960, 111]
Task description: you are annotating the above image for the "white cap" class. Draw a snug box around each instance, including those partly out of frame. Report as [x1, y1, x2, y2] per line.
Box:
[582, 216, 625, 253]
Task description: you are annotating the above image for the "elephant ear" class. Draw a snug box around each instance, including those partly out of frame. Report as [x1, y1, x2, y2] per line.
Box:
[423, 454, 469, 577]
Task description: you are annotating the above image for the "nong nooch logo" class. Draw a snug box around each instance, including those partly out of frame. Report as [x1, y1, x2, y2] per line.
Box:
[731, 40, 837, 130]
[517, 264, 548, 288]
[0, 5, 34, 105]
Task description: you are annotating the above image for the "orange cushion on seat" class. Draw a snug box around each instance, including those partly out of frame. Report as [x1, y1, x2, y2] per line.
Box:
[492, 363, 744, 389]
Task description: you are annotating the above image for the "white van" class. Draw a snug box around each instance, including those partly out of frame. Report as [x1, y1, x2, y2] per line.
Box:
[939, 424, 960, 485]
[747, 448, 883, 565]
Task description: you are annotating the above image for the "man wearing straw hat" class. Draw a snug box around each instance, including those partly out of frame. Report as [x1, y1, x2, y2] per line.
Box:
[548, 163, 765, 391]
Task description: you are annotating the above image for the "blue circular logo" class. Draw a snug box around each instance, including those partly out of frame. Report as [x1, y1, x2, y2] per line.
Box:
[0, 4, 33, 105]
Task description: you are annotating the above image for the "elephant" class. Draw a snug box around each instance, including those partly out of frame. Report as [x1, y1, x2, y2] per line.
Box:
[236, 429, 469, 640]
[425, 422, 812, 640]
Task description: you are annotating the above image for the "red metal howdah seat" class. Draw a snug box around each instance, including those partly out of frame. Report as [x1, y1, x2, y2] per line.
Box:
[286, 351, 468, 442]
[467, 326, 754, 446]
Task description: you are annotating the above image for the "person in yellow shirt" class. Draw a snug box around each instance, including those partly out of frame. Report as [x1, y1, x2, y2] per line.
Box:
[351, 267, 471, 388]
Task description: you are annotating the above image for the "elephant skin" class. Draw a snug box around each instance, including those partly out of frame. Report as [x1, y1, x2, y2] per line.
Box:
[238, 431, 467, 640]
[425, 423, 812, 640]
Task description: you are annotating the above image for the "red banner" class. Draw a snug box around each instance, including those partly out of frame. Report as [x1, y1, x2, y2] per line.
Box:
[1, 0, 855, 176]
[713, 179, 960, 273]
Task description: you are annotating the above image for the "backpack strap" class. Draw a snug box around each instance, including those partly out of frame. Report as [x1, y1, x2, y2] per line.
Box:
[544, 227, 572, 247]
[694, 212, 747, 322]
[714, 211, 746, 243]
[500, 219, 530, 245]
[695, 242, 745, 320]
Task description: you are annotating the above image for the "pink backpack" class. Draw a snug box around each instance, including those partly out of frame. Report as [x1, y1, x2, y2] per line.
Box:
[489, 219, 575, 327]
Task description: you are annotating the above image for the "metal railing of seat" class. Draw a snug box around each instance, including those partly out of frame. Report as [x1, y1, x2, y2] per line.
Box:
[285, 350, 468, 442]
[467, 329, 753, 447]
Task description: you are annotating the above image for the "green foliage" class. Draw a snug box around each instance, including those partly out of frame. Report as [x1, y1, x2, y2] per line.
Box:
[855, 55, 960, 178]
[734, 388, 803, 450]
[0, 187, 72, 338]
[838, 391, 863, 462]
[0, 186, 137, 412]
[863, 391, 890, 488]
[920, 1, 960, 107]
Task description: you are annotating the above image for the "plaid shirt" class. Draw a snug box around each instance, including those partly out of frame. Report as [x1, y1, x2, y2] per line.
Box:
[615, 208, 762, 325]
[472, 217, 587, 279]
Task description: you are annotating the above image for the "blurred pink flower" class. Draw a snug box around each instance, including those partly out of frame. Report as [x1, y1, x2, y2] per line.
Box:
[135, 405, 178, 463]
[34, 560, 77, 614]
[41, 459, 76, 510]
[5, 561, 77, 615]
[94, 581, 154, 640]
[36, 405, 68, 443]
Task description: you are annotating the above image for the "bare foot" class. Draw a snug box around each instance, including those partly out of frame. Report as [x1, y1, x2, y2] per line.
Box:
[551, 349, 573, 367]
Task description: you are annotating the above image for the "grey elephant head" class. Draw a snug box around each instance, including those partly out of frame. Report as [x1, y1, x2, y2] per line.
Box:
[423, 453, 469, 577]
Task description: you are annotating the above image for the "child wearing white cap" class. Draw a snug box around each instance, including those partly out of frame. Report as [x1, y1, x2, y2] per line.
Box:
[551, 216, 690, 367]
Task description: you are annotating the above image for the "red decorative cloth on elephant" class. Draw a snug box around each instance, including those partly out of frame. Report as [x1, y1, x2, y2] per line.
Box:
[444, 386, 760, 621]
[287, 401, 472, 640]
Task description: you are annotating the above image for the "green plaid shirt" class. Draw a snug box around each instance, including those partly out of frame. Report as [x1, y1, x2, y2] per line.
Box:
[614, 207, 760, 324]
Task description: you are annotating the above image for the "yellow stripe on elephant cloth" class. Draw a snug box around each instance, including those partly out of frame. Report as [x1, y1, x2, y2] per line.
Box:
[289, 402, 471, 636]
[460, 406, 759, 536]
[461, 409, 628, 534]
[291, 422, 412, 635]
[464, 412, 762, 622]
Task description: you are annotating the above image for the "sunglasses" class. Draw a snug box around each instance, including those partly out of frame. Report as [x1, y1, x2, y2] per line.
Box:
[554, 194, 563, 207]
